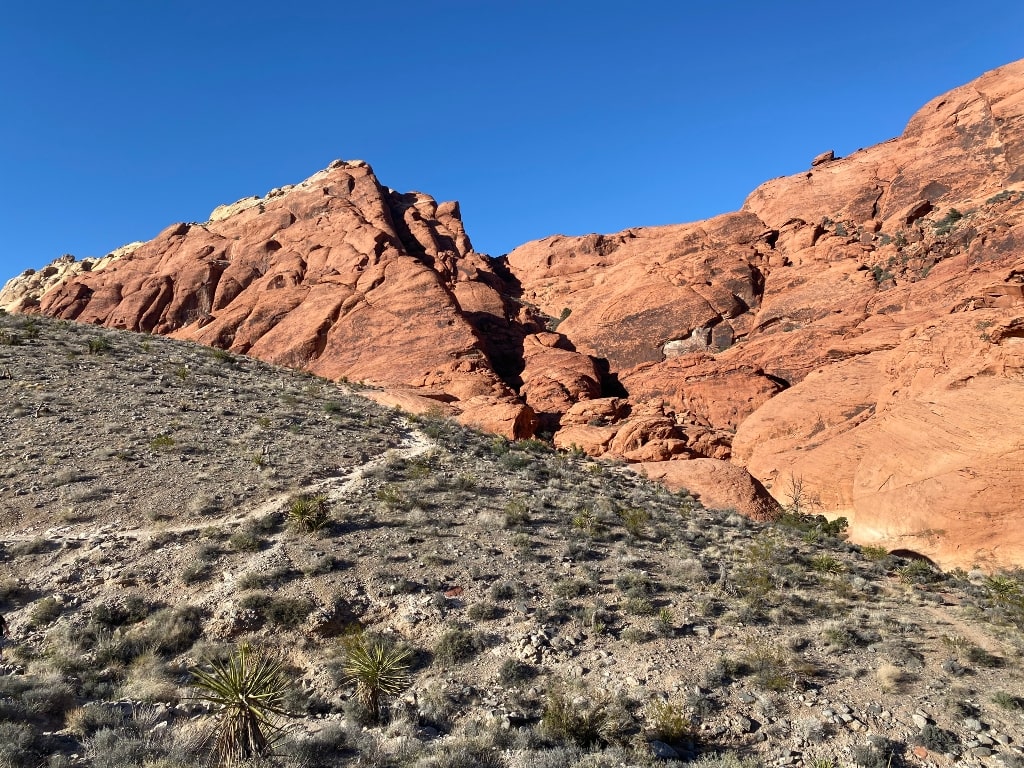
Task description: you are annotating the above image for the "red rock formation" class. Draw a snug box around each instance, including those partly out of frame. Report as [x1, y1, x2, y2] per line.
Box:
[508, 59, 1024, 568]
[12, 59, 1024, 568]
[33, 160, 550, 438]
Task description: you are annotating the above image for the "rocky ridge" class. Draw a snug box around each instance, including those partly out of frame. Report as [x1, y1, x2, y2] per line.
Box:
[4, 60, 1024, 569]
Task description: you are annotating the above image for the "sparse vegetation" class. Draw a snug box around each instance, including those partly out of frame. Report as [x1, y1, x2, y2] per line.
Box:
[1, 313, 1023, 767]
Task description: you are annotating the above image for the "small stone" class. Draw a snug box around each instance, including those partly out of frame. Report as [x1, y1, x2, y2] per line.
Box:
[649, 740, 679, 759]
[811, 150, 836, 166]
[912, 713, 930, 728]
[964, 717, 983, 732]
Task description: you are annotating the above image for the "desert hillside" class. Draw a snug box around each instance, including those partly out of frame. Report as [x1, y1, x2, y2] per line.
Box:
[2, 60, 1023, 570]
[1, 313, 1024, 767]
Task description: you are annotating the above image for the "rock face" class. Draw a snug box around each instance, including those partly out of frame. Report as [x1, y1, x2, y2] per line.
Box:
[508, 58, 1024, 569]
[26, 160, 595, 439]
[10, 59, 1024, 568]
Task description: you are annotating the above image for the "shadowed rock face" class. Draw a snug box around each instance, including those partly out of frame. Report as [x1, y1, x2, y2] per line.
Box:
[8, 59, 1024, 568]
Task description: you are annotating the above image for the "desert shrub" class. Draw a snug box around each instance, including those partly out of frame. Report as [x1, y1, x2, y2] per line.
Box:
[91, 596, 152, 628]
[853, 737, 904, 768]
[8, 537, 52, 557]
[0, 722, 44, 765]
[933, 208, 964, 235]
[615, 572, 654, 598]
[913, 724, 960, 755]
[621, 626, 652, 644]
[148, 434, 175, 451]
[238, 593, 313, 628]
[376, 484, 406, 510]
[21, 676, 76, 718]
[498, 659, 536, 686]
[229, 528, 264, 552]
[623, 597, 655, 616]
[503, 499, 531, 529]
[646, 698, 691, 744]
[412, 737, 508, 768]
[65, 704, 128, 738]
[276, 722, 348, 767]
[180, 562, 211, 585]
[237, 566, 296, 591]
[138, 605, 204, 654]
[489, 581, 523, 601]
[896, 558, 939, 585]
[302, 554, 343, 577]
[859, 545, 889, 562]
[86, 336, 112, 355]
[120, 651, 181, 704]
[28, 597, 62, 628]
[553, 579, 591, 599]
[809, 554, 845, 575]
[741, 642, 794, 692]
[618, 507, 648, 538]
[434, 628, 482, 666]
[541, 685, 609, 747]
[467, 602, 502, 621]
[992, 691, 1024, 711]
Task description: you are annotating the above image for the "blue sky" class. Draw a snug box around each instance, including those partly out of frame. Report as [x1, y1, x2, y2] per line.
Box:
[1, 1, 1022, 282]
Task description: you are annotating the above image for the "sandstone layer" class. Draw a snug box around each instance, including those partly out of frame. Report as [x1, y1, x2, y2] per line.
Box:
[8, 60, 1024, 569]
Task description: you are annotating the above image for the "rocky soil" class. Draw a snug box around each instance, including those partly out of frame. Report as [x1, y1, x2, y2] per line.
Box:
[1, 314, 1024, 767]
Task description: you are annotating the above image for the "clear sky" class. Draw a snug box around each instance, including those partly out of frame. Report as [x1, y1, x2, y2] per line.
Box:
[2, 1, 1022, 282]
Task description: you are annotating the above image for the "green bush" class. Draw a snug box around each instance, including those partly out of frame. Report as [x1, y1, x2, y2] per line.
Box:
[541, 685, 609, 747]
[434, 628, 481, 665]
[229, 529, 264, 552]
[467, 601, 502, 621]
[28, 597, 62, 628]
[618, 507, 649, 538]
[87, 336, 112, 355]
[497, 659, 536, 686]
[646, 698, 691, 744]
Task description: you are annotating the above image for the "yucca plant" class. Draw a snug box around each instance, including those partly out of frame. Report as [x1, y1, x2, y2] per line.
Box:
[191, 645, 290, 766]
[341, 636, 411, 723]
[287, 493, 330, 533]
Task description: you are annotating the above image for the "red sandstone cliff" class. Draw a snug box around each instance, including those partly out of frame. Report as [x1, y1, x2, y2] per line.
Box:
[6, 60, 1024, 569]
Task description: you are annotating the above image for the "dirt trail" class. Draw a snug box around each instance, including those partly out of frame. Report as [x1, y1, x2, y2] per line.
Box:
[3, 426, 434, 600]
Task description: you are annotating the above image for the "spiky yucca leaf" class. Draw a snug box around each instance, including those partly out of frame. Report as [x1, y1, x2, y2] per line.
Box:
[342, 638, 411, 722]
[287, 493, 330, 533]
[191, 645, 290, 766]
